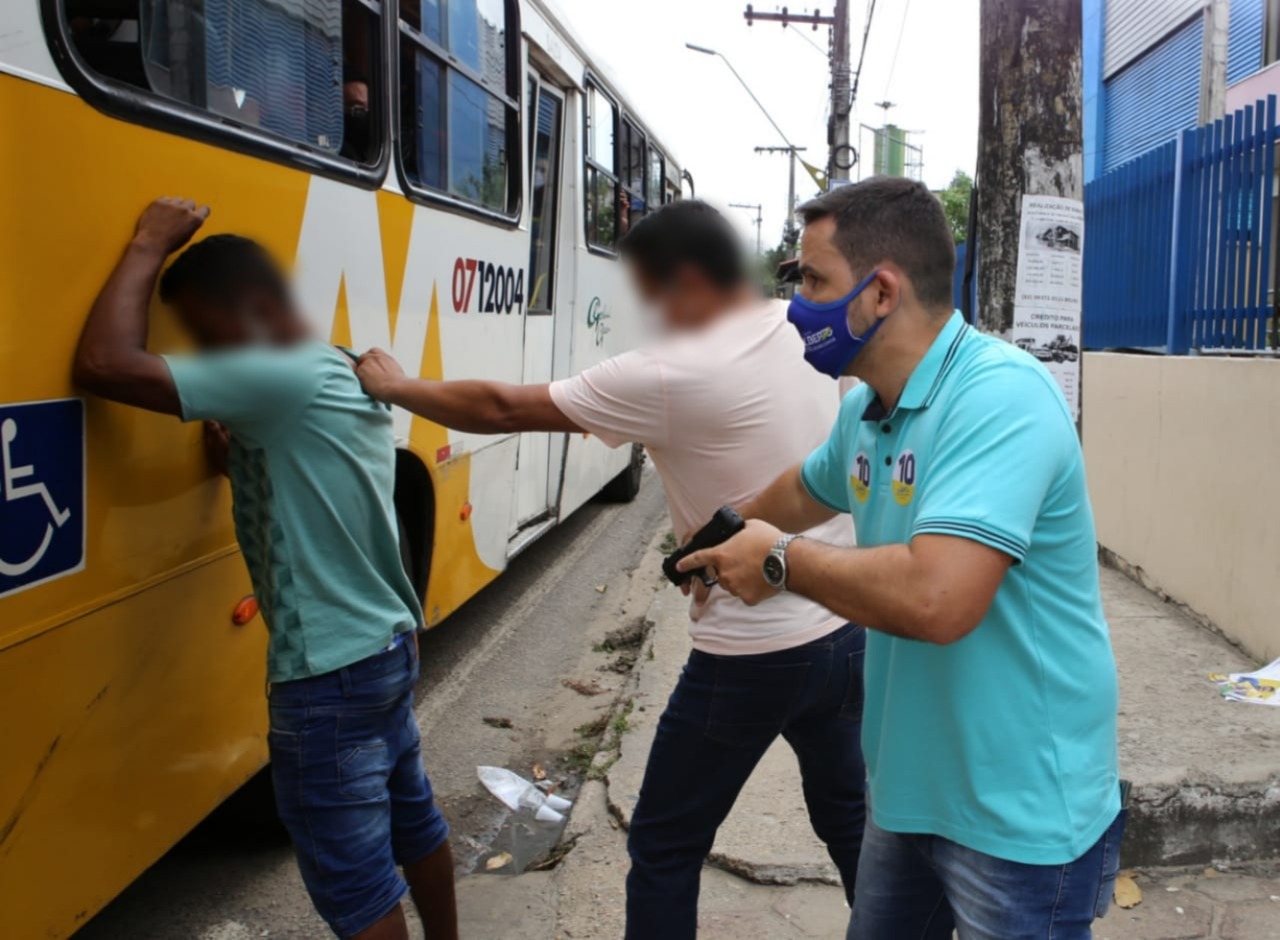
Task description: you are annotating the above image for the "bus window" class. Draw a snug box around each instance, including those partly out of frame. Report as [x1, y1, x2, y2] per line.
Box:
[399, 0, 520, 215]
[59, 0, 384, 165]
[618, 118, 645, 231]
[648, 147, 665, 211]
[527, 82, 563, 314]
[584, 82, 617, 249]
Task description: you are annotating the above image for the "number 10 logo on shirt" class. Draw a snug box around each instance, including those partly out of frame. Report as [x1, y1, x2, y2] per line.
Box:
[849, 451, 871, 503]
[892, 450, 916, 506]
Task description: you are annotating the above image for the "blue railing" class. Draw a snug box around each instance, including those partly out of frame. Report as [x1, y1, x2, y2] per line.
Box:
[1083, 95, 1278, 353]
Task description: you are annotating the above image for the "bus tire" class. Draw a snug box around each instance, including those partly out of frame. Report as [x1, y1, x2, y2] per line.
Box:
[600, 443, 645, 503]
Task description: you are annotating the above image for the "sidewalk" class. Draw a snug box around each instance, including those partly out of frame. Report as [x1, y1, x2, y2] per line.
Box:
[613, 563, 1280, 873]
[455, 538, 1280, 938]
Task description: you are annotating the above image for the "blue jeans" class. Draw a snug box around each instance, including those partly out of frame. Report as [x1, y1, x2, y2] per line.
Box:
[626, 622, 866, 940]
[848, 808, 1128, 940]
[268, 634, 450, 938]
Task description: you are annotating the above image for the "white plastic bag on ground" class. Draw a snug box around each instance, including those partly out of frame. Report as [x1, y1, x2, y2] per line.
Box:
[477, 766, 573, 823]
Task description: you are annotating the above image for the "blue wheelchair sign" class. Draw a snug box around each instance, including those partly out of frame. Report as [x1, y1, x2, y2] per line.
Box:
[0, 399, 85, 598]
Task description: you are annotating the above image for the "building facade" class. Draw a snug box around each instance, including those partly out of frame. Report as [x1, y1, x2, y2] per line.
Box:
[1083, 0, 1280, 180]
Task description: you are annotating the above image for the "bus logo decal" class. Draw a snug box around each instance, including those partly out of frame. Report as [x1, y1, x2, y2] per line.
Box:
[0, 399, 86, 597]
[587, 297, 611, 346]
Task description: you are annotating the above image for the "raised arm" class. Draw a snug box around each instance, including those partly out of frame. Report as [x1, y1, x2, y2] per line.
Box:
[73, 198, 210, 415]
[356, 348, 583, 435]
[739, 465, 837, 533]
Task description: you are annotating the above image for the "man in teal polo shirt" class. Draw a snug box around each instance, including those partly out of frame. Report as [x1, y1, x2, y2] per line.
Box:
[679, 177, 1124, 938]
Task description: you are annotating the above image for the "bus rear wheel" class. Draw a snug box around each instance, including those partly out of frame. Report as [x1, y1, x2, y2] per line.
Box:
[600, 444, 645, 503]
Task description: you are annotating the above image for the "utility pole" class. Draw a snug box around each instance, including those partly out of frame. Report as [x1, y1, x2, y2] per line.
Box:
[976, 0, 1085, 425]
[743, 3, 857, 184]
[830, 0, 853, 183]
[756, 145, 808, 249]
[730, 202, 765, 256]
[975, 0, 1083, 336]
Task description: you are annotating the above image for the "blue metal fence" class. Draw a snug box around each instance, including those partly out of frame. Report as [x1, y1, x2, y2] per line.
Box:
[1083, 95, 1279, 354]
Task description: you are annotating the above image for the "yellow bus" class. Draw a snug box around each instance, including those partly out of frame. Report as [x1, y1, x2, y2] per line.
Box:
[0, 1, 682, 935]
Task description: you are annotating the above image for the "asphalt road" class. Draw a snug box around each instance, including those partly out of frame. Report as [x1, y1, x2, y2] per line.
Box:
[75, 472, 668, 940]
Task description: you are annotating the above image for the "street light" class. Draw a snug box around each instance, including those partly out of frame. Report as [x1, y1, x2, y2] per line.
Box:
[684, 42, 803, 156]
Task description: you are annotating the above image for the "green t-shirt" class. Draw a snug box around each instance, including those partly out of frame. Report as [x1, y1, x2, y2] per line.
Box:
[163, 341, 420, 682]
[801, 313, 1119, 865]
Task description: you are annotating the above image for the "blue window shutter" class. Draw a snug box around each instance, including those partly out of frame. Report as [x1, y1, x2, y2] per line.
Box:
[1228, 0, 1264, 84]
[1102, 15, 1203, 173]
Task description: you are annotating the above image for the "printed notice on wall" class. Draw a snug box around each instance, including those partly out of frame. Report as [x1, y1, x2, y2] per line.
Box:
[1011, 194, 1084, 419]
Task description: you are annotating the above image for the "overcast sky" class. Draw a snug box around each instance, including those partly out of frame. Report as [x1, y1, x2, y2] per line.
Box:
[548, 0, 979, 251]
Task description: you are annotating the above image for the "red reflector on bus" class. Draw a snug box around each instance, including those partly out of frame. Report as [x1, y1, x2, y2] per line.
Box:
[232, 595, 259, 625]
[459, 502, 473, 521]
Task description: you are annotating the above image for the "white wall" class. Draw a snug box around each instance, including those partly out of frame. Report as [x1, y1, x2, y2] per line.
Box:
[1083, 352, 1280, 662]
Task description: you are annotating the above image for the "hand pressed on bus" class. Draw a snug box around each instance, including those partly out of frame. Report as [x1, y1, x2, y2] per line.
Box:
[72, 198, 211, 415]
[133, 197, 210, 255]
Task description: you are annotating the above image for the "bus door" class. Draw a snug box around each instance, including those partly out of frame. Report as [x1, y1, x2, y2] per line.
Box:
[512, 75, 568, 530]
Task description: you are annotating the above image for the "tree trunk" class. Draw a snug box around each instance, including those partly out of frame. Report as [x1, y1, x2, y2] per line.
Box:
[976, 0, 1084, 336]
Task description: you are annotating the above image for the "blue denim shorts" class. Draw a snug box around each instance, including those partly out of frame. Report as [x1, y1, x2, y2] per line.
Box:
[268, 634, 449, 938]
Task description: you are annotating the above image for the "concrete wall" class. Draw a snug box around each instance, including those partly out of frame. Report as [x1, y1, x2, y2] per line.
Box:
[1083, 352, 1280, 662]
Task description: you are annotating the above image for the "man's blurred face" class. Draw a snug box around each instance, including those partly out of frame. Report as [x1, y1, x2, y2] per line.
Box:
[627, 263, 713, 332]
[170, 287, 282, 350]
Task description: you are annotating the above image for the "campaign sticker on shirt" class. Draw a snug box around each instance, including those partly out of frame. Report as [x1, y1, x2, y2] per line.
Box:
[892, 450, 917, 506]
[849, 451, 871, 503]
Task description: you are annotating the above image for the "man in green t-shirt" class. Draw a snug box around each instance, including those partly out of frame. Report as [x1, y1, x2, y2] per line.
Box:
[73, 198, 456, 940]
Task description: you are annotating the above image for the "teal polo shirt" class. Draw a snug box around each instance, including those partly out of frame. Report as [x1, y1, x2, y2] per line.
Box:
[801, 312, 1119, 865]
[164, 341, 421, 682]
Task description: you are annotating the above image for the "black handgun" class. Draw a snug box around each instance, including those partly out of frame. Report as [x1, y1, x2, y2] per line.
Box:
[663, 507, 746, 587]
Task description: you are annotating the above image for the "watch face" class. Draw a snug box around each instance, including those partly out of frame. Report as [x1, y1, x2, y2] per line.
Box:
[763, 553, 785, 588]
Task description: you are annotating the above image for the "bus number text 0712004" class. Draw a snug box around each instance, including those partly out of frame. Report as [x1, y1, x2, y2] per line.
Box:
[451, 257, 525, 315]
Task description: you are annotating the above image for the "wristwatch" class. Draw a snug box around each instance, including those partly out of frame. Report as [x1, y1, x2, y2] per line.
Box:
[762, 535, 800, 591]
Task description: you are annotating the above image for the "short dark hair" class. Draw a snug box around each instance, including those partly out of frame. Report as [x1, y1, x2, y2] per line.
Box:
[618, 199, 746, 290]
[158, 234, 291, 308]
[799, 176, 955, 309]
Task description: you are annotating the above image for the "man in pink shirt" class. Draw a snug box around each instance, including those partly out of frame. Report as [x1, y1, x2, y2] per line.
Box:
[356, 201, 863, 940]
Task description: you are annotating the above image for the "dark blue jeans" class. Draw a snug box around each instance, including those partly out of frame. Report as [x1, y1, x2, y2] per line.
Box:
[268, 635, 450, 938]
[848, 809, 1128, 940]
[626, 622, 866, 940]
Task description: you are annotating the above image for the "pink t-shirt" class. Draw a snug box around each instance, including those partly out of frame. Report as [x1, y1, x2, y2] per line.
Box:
[550, 300, 854, 655]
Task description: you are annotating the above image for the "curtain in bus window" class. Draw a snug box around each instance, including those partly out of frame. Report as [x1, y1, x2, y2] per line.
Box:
[448, 71, 508, 209]
[529, 90, 562, 313]
[140, 0, 344, 152]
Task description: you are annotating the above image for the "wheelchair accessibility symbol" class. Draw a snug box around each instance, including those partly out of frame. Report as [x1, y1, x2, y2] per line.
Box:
[0, 399, 85, 597]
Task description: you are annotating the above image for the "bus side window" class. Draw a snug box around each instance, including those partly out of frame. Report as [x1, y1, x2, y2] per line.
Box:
[398, 0, 521, 216]
[618, 117, 645, 233]
[59, 0, 384, 166]
[584, 82, 618, 250]
[647, 146, 664, 212]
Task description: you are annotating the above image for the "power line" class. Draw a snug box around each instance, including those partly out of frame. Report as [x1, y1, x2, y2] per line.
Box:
[788, 23, 829, 59]
[850, 0, 878, 105]
[882, 0, 913, 99]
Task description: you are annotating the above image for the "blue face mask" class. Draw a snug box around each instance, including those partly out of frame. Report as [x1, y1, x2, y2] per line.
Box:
[787, 270, 884, 378]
